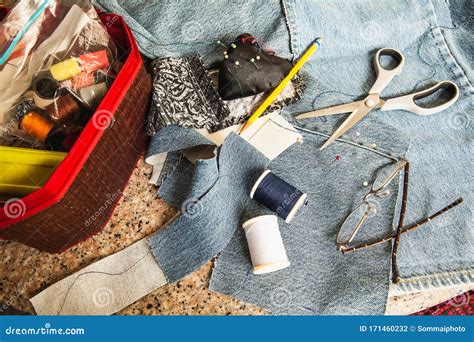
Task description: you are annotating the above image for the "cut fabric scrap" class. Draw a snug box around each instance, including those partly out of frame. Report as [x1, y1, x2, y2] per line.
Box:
[195, 112, 302, 162]
[412, 290, 473, 316]
[209, 116, 410, 315]
[219, 73, 305, 129]
[147, 132, 269, 282]
[386, 284, 474, 315]
[147, 115, 409, 314]
[145, 124, 215, 187]
[147, 55, 230, 135]
[30, 240, 167, 315]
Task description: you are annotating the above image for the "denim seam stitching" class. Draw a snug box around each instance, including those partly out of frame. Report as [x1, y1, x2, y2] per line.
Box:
[280, 0, 295, 61]
[396, 269, 474, 284]
[427, 0, 473, 90]
[285, 0, 301, 58]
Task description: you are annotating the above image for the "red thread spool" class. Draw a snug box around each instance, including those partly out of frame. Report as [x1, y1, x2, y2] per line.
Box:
[45, 94, 80, 123]
[60, 69, 107, 91]
[78, 50, 109, 73]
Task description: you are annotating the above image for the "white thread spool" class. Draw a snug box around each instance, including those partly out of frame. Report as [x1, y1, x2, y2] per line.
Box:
[79, 82, 108, 109]
[242, 215, 290, 275]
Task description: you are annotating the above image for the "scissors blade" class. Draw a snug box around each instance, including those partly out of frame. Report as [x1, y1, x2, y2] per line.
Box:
[320, 99, 376, 150]
[296, 101, 361, 119]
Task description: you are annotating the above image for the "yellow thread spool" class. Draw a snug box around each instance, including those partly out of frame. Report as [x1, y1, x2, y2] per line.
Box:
[50, 57, 82, 81]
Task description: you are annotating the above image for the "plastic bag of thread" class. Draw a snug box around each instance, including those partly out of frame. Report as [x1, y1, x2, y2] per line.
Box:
[0, 0, 119, 151]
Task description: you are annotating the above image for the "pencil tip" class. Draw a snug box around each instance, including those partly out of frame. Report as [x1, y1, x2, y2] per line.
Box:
[320, 139, 331, 150]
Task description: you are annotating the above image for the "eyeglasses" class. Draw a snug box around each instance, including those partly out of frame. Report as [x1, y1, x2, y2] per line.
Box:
[336, 159, 463, 284]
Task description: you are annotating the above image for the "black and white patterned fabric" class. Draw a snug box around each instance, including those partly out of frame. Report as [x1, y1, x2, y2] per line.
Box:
[147, 55, 230, 135]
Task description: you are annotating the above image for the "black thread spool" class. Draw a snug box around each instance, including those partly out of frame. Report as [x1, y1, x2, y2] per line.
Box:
[250, 170, 308, 223]
[32, 72, 59, 109]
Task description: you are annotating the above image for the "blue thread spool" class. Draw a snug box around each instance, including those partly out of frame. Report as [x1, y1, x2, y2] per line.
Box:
[250, 170, 308, 223]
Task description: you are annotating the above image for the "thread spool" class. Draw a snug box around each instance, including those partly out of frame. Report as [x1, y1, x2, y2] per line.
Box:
[243, 215, 290, 275]
[19, 111, 55, 143]
[32, 72, 59, 108]
[250, 170, 307, 223]
[50, 50, 109, 81]
[50, 57, 82, 81]
[60, 69, 107, 91]
[45, 94, 80, 123]
[79, 82, 108, 109]
[78, 50, 109, 73]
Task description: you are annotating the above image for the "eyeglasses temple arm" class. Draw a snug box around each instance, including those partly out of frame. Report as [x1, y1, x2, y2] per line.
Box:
[341, 197, 464, 255]
[391, 162, 410, 283]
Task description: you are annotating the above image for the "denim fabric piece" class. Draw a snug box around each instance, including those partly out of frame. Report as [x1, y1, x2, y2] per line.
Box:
[279, 0, 473, 292]
[147, 133, 268, 282]
[105, 0, 473, 308]
[209, 120, 409, 315]
[146, 125, 214, 157]
[93, 0, 293, 64]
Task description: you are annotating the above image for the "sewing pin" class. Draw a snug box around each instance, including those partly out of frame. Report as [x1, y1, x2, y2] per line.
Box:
[217, 40, 227, 48]
[256, 55, 261, 60]
[231, 43, 237, 49]
[234, 61, 241, 67]
[249, 58, 260, 70]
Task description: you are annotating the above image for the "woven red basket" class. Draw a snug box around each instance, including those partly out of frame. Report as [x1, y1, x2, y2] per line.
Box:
[0, 13, 151, 253]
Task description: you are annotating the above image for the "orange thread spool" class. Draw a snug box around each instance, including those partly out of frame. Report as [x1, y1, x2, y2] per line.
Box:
[19, 111, 55, 143]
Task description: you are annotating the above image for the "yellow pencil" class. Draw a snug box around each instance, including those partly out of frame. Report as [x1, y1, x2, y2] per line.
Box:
[240, 37, 322, 134]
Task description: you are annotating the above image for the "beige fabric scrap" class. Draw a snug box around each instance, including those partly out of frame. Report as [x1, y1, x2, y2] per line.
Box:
[30, 239, 167, 315]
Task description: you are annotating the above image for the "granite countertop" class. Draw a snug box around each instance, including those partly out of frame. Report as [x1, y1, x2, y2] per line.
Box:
[0, 158, 470, 315]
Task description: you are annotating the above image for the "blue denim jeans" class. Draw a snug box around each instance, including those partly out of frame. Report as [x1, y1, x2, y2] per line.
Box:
[96, 0, 473, 314]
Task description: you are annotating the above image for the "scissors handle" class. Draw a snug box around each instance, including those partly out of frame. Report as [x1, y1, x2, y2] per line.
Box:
[369, 48, 405, 95]
[380, 81, 459, 115]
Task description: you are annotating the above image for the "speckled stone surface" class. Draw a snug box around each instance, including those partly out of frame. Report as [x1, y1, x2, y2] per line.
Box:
[0, 158, 470, 315]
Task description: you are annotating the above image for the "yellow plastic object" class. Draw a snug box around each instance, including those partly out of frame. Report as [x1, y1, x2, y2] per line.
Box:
[50, 57, 81, 81]
[0, 146, 67, 196]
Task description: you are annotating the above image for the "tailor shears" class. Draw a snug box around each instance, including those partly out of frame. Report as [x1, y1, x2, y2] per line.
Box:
[296, 48, 460, 150]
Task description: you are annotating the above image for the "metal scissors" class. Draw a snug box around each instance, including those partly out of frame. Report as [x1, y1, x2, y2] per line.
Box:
[296, 48, 460, 150]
